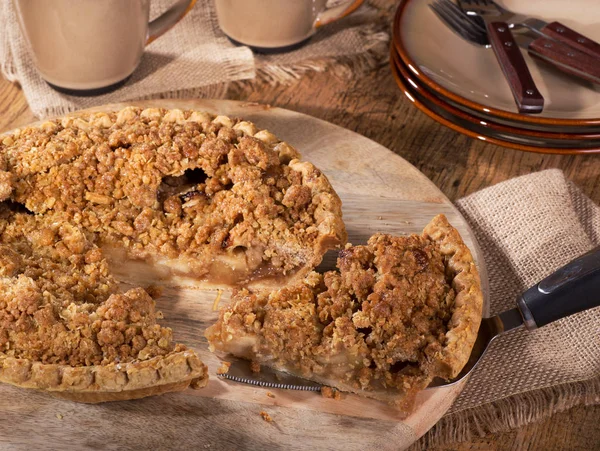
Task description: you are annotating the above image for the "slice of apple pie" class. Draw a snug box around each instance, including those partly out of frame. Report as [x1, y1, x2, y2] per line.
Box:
[205, 214, 483, 416]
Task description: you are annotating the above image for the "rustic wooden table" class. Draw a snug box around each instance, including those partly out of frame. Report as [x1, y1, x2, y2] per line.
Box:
[0, 57, 598, 451]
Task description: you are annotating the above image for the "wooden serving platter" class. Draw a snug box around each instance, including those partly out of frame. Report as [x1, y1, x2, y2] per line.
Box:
[0, 100, 489, 451]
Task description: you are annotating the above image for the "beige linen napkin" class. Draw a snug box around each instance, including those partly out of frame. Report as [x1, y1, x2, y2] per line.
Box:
[413, 169, 600, 449]
[0, 0, 388, 119]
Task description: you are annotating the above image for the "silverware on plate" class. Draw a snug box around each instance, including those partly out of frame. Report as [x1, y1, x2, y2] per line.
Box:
[454, 0, 544, 114]
[217, 248, 600, 391]
[460, 0, 600, 59]
[431, 0, 600, 86]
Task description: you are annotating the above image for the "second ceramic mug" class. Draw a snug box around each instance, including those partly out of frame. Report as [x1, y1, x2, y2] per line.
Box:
[215, 0, 365, 52]
[15, 0, 197, 95]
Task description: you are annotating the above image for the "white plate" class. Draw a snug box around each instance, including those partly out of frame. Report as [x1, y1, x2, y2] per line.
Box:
[398, 0, 600, 121]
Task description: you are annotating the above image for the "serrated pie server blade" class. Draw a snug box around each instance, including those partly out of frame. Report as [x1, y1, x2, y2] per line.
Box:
[217, 357, 322, 391]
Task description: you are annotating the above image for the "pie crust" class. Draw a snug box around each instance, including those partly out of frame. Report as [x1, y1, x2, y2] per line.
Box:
[205, 214, 483, 416]
[0, 107, 346, 402]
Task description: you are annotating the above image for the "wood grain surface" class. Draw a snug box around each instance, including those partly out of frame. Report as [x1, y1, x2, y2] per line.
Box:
[0, 32, 599, 451]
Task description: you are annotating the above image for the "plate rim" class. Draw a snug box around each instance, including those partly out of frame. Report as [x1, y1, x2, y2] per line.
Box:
[393, 0, 600, 127]
[390, 47, 600, 155]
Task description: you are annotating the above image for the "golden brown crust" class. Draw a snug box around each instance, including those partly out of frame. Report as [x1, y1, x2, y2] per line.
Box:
[0, 350, 208, 403]
[206, 214, 483, 416]
[423, 214, 483, 379]
[287, 160, 347, 260]
[0, 106, 349, 401]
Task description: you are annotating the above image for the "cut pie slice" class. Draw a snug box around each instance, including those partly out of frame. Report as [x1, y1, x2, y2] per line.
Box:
[205, 214, 483, 416]
[0, 203, 208, 402]
[1, 107, 347, 288]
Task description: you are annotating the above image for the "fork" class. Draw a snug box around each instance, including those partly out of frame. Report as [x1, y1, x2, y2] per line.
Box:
[432, 0, 600, 85]
[455, 0, 544, 114]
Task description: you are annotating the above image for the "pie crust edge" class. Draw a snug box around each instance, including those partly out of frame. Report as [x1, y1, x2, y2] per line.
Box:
[423, 214, 483, 379]
[0, 106, 348, 401]
[0, 349, 208, 403]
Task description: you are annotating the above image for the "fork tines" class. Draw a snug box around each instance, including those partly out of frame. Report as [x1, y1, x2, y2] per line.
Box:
[430, 0, 488, 46]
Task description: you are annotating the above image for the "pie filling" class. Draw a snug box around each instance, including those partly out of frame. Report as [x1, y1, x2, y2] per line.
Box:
[0, 207, 176, 365]
[206, 216, 483, 416]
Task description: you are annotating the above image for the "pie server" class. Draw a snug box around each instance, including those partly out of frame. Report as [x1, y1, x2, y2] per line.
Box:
[218, 247, 600, 390]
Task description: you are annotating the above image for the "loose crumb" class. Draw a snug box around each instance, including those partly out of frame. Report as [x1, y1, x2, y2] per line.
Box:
[212, 290, 223, 312]
[266, 392, 275, 398]
[145, 285, 164, 299]
[55, 413, 63, 420]
[217, 361, 231, 375]
[321, 386, 341, 400]
[250, 361, 261, 373]
[259, 411, 272, 422]
[190, 376, 209, 390]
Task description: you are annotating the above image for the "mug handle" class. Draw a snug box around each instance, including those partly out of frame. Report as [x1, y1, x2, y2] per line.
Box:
[147, 0, 197, 45]
[314, 0, 365, 28]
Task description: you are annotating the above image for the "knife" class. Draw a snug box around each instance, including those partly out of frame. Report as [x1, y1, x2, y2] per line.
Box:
[458, 0, 600, 60]
[515, 32, 600, 85]
[513, 18, 600, 60]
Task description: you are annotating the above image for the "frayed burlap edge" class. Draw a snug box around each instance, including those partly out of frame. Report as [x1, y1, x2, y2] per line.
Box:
[409, 375, 600, 450]
[254, 29, 389, 85]
[34, 32, 390, 119]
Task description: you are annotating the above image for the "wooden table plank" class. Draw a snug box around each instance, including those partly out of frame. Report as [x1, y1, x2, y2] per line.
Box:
[1, 51, 599, 450]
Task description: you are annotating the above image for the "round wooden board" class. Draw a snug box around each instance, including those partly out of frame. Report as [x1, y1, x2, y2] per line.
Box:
[0, 100, 489, 451]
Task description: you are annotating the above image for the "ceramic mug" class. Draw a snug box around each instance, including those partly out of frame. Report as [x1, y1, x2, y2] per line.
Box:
[214, 0, 365, 52]
[14, 0, 197, 95]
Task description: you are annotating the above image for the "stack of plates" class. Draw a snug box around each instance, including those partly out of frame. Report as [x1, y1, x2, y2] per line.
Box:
[391, 0, 600, 154]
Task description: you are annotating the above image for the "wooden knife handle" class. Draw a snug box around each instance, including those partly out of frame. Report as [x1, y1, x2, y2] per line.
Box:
[487, 22, 544, 114]
[541, 21, 600, 60]
[528, 36, 600, 85]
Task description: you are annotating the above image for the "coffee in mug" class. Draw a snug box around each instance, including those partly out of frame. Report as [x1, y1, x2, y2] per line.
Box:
[15, 0, 196, 95]
[214, 0, 365, 52]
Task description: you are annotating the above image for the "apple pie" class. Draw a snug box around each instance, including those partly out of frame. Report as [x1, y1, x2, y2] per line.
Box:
[2, 107, 346, 287]
[205, 214, 483, 416]
[0, 106, 347, 401]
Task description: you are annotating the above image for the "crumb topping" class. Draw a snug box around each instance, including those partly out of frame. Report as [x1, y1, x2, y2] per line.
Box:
[0, 107, 345, 374]
[206, 228, 466, 412]
[259, 411, 273, 422]
[1, 108, 346, 284]
[0, 206, 178, 366]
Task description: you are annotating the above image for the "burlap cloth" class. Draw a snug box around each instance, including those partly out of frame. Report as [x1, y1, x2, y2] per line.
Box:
[411, 169, 600, 449]
[0, 0, 389, 119]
